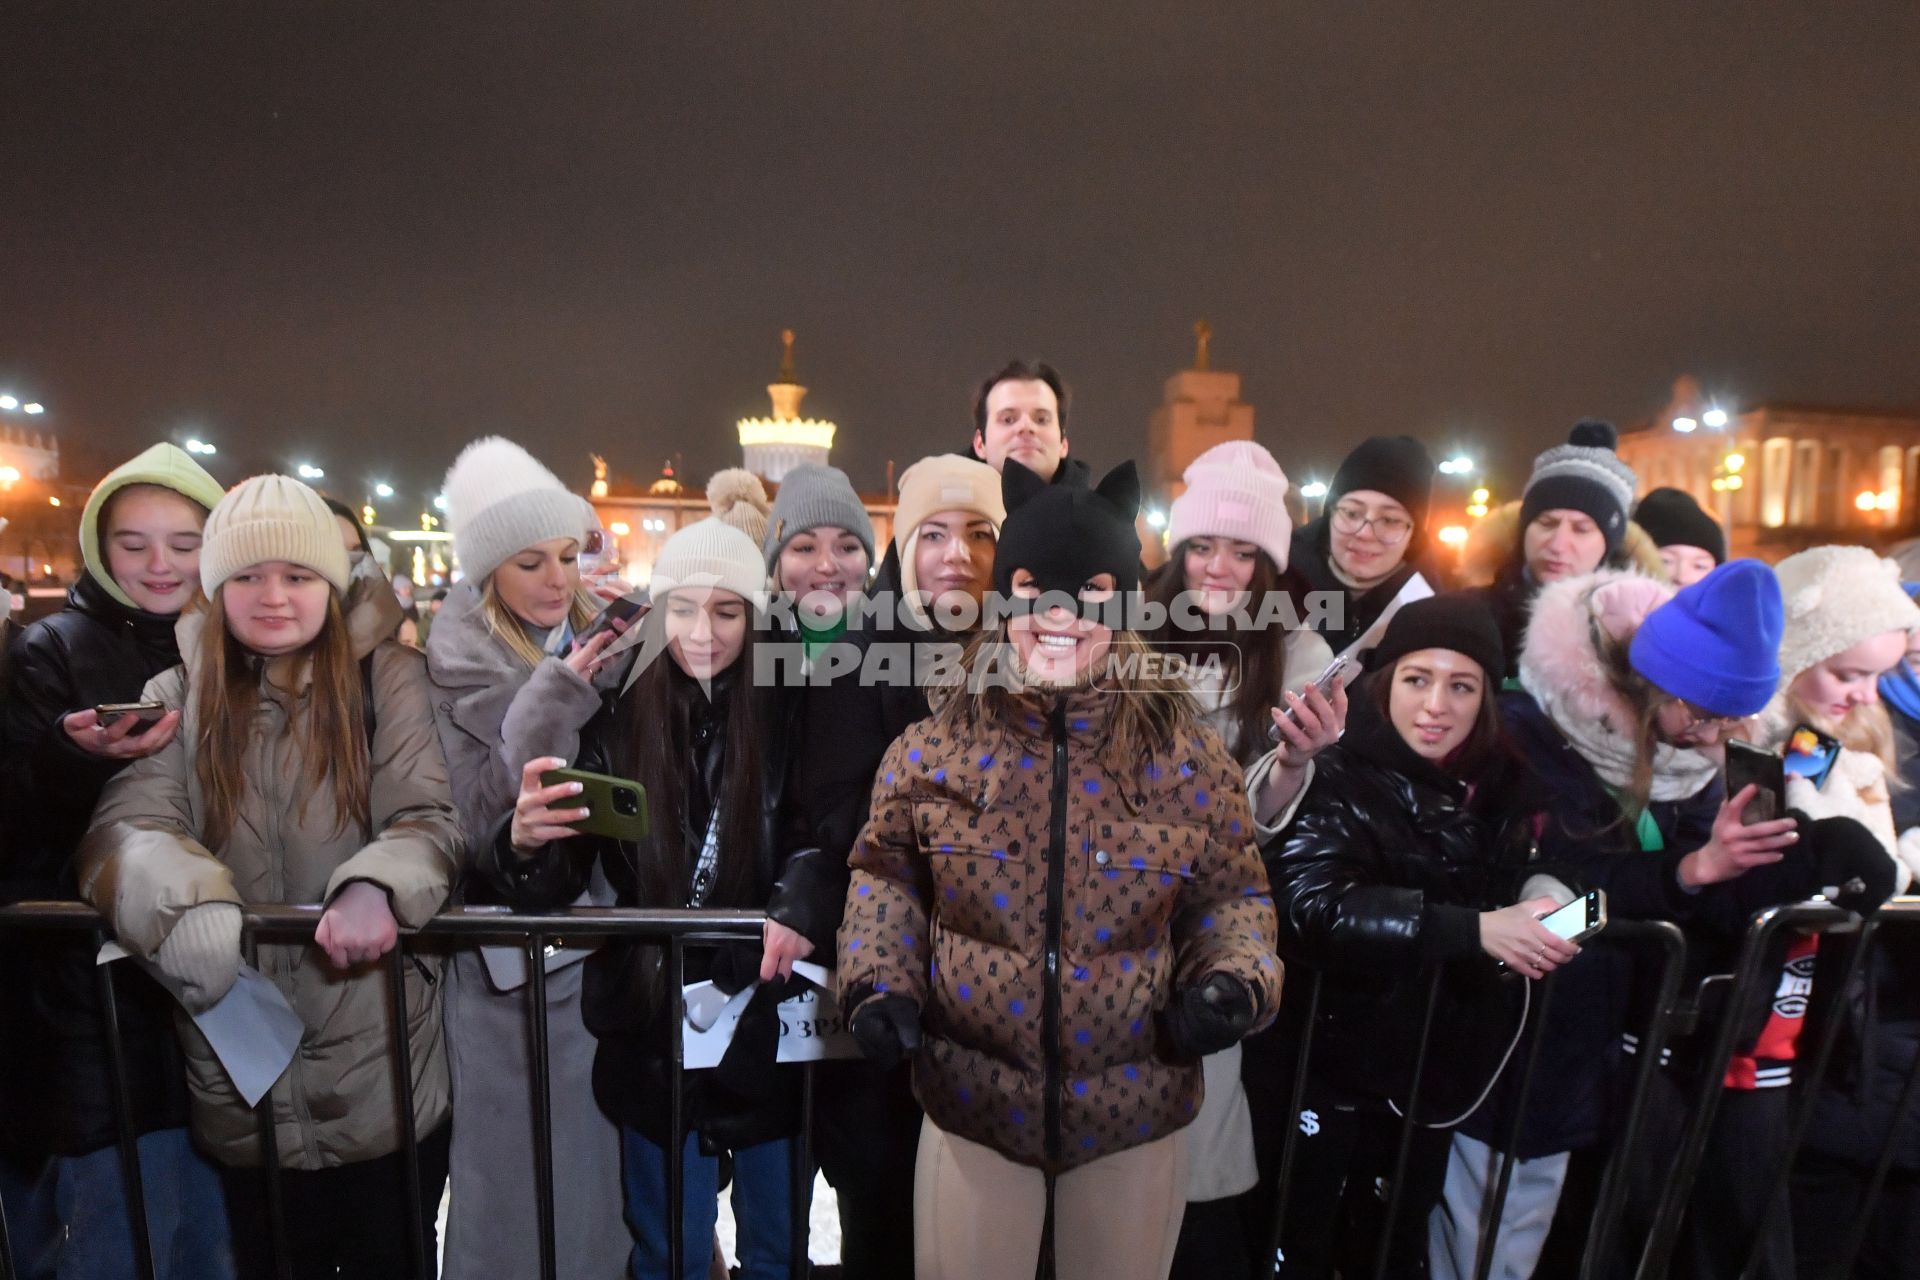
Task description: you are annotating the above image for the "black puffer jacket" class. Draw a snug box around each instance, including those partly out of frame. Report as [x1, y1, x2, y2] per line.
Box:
[1259, 691, 1537, 1110]
[484, 666, 820, 1150]
[0, 573, 190, 1156]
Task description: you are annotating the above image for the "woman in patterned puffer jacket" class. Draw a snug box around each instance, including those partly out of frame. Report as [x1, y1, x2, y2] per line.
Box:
[837, 460, 1283, 1280]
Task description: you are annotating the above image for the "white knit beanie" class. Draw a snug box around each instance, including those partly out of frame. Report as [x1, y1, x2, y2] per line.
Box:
[649, 517, 768, 603]
[1773, 545, 1920, 681]
[200, 475, 351, 597]
[1167, 440, 1293, 572]
[442, 436, 598, 585]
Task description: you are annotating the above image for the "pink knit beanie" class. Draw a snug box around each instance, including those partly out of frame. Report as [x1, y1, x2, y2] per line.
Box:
[1166, 441, 1293, 571]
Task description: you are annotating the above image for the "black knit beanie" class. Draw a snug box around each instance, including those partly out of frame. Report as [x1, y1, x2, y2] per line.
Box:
[1329, 435, 1435, 531]
[1364, 593, 1506, 685]
[1633, 487, 1726, 563]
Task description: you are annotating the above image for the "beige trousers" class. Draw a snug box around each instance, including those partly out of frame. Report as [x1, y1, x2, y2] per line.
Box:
[913, 1118, 1188, 1280]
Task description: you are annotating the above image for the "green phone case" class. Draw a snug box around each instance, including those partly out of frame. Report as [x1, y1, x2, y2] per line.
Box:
[541, 768, 650, 842]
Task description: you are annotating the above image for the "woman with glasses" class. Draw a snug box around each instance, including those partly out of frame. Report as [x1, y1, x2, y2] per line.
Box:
[1285, 436, 1436, 655]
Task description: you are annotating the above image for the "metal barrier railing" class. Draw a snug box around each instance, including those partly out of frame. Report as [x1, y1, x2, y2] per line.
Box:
[1259, 916, 1688, 1280]
[10, 897, 1920, 1280]
[0, 901, 812, 1280]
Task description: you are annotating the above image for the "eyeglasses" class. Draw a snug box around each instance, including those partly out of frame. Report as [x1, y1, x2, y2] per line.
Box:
[1331, 504, 1413, 545]
[1677, 699, 1747, 731]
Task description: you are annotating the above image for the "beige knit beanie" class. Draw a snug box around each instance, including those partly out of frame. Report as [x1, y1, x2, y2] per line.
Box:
[706, 469, 772, 548]
[1773, 545, 1920, 682]
[200, 475, 351, 597]
[893, 454, 1006, 617]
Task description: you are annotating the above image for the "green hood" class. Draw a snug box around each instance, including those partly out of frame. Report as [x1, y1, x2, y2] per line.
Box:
[80, 443, 227, 611]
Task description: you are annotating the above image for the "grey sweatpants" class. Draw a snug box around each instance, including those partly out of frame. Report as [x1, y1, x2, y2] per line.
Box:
[1428, 1131, 1570, 1280]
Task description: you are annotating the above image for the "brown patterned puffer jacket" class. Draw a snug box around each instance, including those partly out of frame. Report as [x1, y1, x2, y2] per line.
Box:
[838, 682, 1283, 1173]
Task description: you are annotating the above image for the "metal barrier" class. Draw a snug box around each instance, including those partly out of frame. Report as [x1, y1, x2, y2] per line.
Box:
[1259, 916, 1688, 1280]
[0, 901, 816, 1280]
[11, 897, 1920, 1280]
[1630, 898, 1920, 1280]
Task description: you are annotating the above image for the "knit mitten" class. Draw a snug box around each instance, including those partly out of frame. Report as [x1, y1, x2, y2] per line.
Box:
[154, 902, 243, 1011]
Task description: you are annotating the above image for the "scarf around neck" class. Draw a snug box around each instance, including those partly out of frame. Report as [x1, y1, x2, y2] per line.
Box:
[1532, 680, 1719, 803]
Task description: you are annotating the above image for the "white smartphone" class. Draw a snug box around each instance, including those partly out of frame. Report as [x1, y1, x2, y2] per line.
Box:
[1269, 654, 1353, 742]
[1540, 890, 1607, 945]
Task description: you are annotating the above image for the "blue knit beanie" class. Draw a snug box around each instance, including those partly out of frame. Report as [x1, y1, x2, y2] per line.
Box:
[1628, 559, 1783, 717]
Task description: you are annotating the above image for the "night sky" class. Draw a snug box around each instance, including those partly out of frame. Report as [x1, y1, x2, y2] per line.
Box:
[4, 3, 1918, 510]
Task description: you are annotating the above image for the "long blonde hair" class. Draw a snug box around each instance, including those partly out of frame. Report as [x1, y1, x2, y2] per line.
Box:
[479, 576, 599, 670]
[193, 589, 370, 851]
[1785, 684, 1899, 777]
[935, 627, 1196, 773]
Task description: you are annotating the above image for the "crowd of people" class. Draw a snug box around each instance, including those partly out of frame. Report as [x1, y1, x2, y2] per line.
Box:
[0, 358, 1917, 1280]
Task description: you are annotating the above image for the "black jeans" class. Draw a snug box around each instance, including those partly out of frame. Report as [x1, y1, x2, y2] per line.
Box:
[222, 1121, 451, 1280]
[812, 1058, 921, 1280]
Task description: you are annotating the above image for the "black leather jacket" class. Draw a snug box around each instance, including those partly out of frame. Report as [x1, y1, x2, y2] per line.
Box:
[0, 573, 191, 1155]
[483, 665, 818, 1149]
[1260, 693, 1538, 1109]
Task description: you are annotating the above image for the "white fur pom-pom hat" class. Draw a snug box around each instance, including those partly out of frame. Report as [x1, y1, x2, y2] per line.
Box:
[1772, 544, 1920, 682]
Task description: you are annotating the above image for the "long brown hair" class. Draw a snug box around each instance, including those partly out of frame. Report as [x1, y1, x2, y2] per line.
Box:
[1593, 620, 1669, 823]
[1142, 542, 1304, 763]
[609, 613, 765, 914]
[193, 589, 370, 851]
[936, 627, 1195, 772]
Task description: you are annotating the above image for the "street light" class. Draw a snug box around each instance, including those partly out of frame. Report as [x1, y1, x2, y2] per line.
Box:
[296, 463, 324, 480]
[184, 438, 217, 456]
[374, 482, 394, 499]
[1672, 417, 1698, 434]
[0, 396, 15, 411]
[1299, 481, 1328, 499]
[1438, 455, 1475, 476]
[1702, 407, 1729, 430]
[23, 403, 43, 415]
[432, 494, 447, 512]
[1144, 508, 1167, 529]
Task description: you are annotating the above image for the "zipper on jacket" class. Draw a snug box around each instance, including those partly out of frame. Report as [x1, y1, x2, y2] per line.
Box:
[1043, 697, 1069, 1166]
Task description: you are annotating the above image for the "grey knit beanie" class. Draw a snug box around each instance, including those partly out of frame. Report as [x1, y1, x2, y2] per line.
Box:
[1521, 420, 1639, 552]
[442, 437, 598, 585]
[763, 464, 875, 571]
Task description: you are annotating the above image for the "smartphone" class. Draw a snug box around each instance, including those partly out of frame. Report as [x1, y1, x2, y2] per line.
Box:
[1783, 723, 1842, 791]
[1269, 654, 1353, 743]
[95, 701, 168, 733]
[575, 593, 647, 649]
[540, 768, 650, 842]
[1540, 890, 1607, 945]
[1724, 739, 1784, 825]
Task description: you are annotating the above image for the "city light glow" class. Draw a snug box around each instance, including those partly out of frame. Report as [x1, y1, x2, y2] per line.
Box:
[1672, 417, 1697, 433]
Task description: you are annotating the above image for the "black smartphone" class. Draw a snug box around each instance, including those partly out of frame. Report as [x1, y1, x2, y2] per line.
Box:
[95, 701, 168, 733]
[540, 768, 650, 842]
[1724, 740, 1784, 825]
[575, 594, 647, 649]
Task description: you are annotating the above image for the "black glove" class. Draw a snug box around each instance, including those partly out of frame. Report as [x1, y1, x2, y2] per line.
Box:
[1807, 815, 1897, 915]
[849, 994, 923, 1071]
[1162, 973, 1257, 1059]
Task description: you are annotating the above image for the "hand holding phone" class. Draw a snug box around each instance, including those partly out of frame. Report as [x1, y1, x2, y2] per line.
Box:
[63, 704, 181, 761]
[1539, 890, 1607, 945]
[1268, 655, 1351, 749]
[538, 765, 650, 843]
[1481, 895, 1582, 978]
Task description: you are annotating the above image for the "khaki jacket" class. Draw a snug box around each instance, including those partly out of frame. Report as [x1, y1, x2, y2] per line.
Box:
[79, 574, 461, 1169]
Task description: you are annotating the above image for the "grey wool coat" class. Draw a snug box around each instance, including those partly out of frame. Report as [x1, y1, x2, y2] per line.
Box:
[425, 581, 630, 1280]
